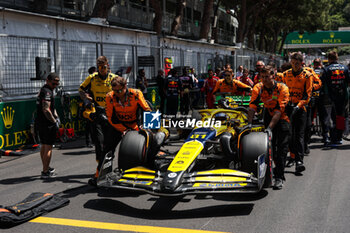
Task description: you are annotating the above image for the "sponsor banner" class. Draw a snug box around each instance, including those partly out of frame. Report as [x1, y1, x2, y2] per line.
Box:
[0, 95, 85, 150]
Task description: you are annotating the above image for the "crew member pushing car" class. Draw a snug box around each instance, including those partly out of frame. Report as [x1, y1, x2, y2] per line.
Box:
[248, 65, 290, 190]
[106, 75, 151, 133]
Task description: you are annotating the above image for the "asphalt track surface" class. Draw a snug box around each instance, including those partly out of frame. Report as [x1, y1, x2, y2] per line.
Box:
[0, 136, 350, 233]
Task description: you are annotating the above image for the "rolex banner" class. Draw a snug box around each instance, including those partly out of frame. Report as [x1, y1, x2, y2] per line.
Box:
[0, 95, 85, 150]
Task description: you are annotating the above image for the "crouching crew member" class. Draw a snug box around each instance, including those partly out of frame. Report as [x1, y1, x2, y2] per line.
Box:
[105, 75, 151, 149]
[248, 66, 290, 190]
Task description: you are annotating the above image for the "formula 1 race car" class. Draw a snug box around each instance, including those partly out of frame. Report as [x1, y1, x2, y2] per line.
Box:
[97, 104, 272, 196]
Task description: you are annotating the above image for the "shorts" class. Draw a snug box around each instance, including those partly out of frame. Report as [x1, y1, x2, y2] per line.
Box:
[37, 124, 57, 145]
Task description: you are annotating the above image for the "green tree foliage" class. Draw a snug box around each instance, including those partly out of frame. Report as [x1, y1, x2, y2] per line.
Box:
[216, 0, 350, 53]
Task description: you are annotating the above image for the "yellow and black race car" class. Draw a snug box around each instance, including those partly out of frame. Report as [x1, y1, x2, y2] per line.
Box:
[97, 104, 272, 196]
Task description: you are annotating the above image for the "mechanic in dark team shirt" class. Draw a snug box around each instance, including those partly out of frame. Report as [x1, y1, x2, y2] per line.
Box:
[179, 68, 193, 115]
[36, 72, 60, 179]
[164, 69, 182, 116]
[248, 66, 290, 190]
[321, 51, 350, 145]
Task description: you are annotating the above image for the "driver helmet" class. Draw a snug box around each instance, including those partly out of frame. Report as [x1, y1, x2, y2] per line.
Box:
[214, 112, 228, 123]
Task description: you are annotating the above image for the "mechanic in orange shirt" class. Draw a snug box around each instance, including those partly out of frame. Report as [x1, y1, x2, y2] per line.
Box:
[213, 69, 252, 96]
[283, 52, 313, 174]
[106, 76, 151, 133]
[248, 65, 290, 189]
[303, 65, 322, 154]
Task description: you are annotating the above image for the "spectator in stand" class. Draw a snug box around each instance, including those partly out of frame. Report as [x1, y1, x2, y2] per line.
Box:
[236, 68, 254, 96]
[136, 69, 148, 96]
[236, 65, 244, 78]
[156, 69, 166, 113]
[201, 69, 219, 108]
[253, 61, 265, 85]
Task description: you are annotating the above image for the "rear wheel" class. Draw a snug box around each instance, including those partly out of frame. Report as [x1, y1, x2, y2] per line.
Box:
[118, 131, 147, 170]
[240, 132, 272, 187]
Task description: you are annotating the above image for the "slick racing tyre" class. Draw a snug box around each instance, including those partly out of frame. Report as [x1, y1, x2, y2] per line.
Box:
[240, 132, 272, 187]
[118, 131, 147, 170]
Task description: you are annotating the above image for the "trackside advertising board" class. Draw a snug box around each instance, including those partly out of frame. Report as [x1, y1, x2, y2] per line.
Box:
[0, 96, 85, 150]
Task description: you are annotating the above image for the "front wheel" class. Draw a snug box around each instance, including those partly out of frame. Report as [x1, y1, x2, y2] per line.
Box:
[240, 132, 272, 187]
[118, 131, 147, 171]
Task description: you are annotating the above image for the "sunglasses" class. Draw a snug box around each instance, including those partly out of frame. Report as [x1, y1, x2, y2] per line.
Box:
[98, 65, 108, 70]
[112, 85, 125, 93]
[225, 74, 231, 77]
[114, 89, 124, 93]
[52, 81, 60, 86]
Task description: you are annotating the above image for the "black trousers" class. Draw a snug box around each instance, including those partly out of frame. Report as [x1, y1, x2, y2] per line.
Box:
[159, 94, 165, 114]
[318, 97, 332, 140]
[304, 97, 318, 147]
[91, 119, 122, 173]
[180, 93, 191, 115]
[166, 95, 179, 116]
[85, 120, 92, 145]
[330, 96, 349, 142]
[98, 126, 122, 172]
[90, 120, 106, 167]
[264, 114, 290, 180]
[290, 109, 307, 163]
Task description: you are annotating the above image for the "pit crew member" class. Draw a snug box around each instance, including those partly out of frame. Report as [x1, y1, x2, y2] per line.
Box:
[79, 56, 117, 185]
[248, 65, 290, 189]
[282, 52, 313, 174]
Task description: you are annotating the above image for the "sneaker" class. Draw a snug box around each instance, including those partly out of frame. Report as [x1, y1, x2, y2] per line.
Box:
[323, 137, 331, 147]
[295, 161, 305, 173]
[273, 178, 283, 190]
[286, 158, 295, 167]
[41, 170, 56, 179]
[304, 146, 310, 155]
[48, 167, 56, 173]
[334, 140, 343, 145]
[88, 177, 97, 187]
